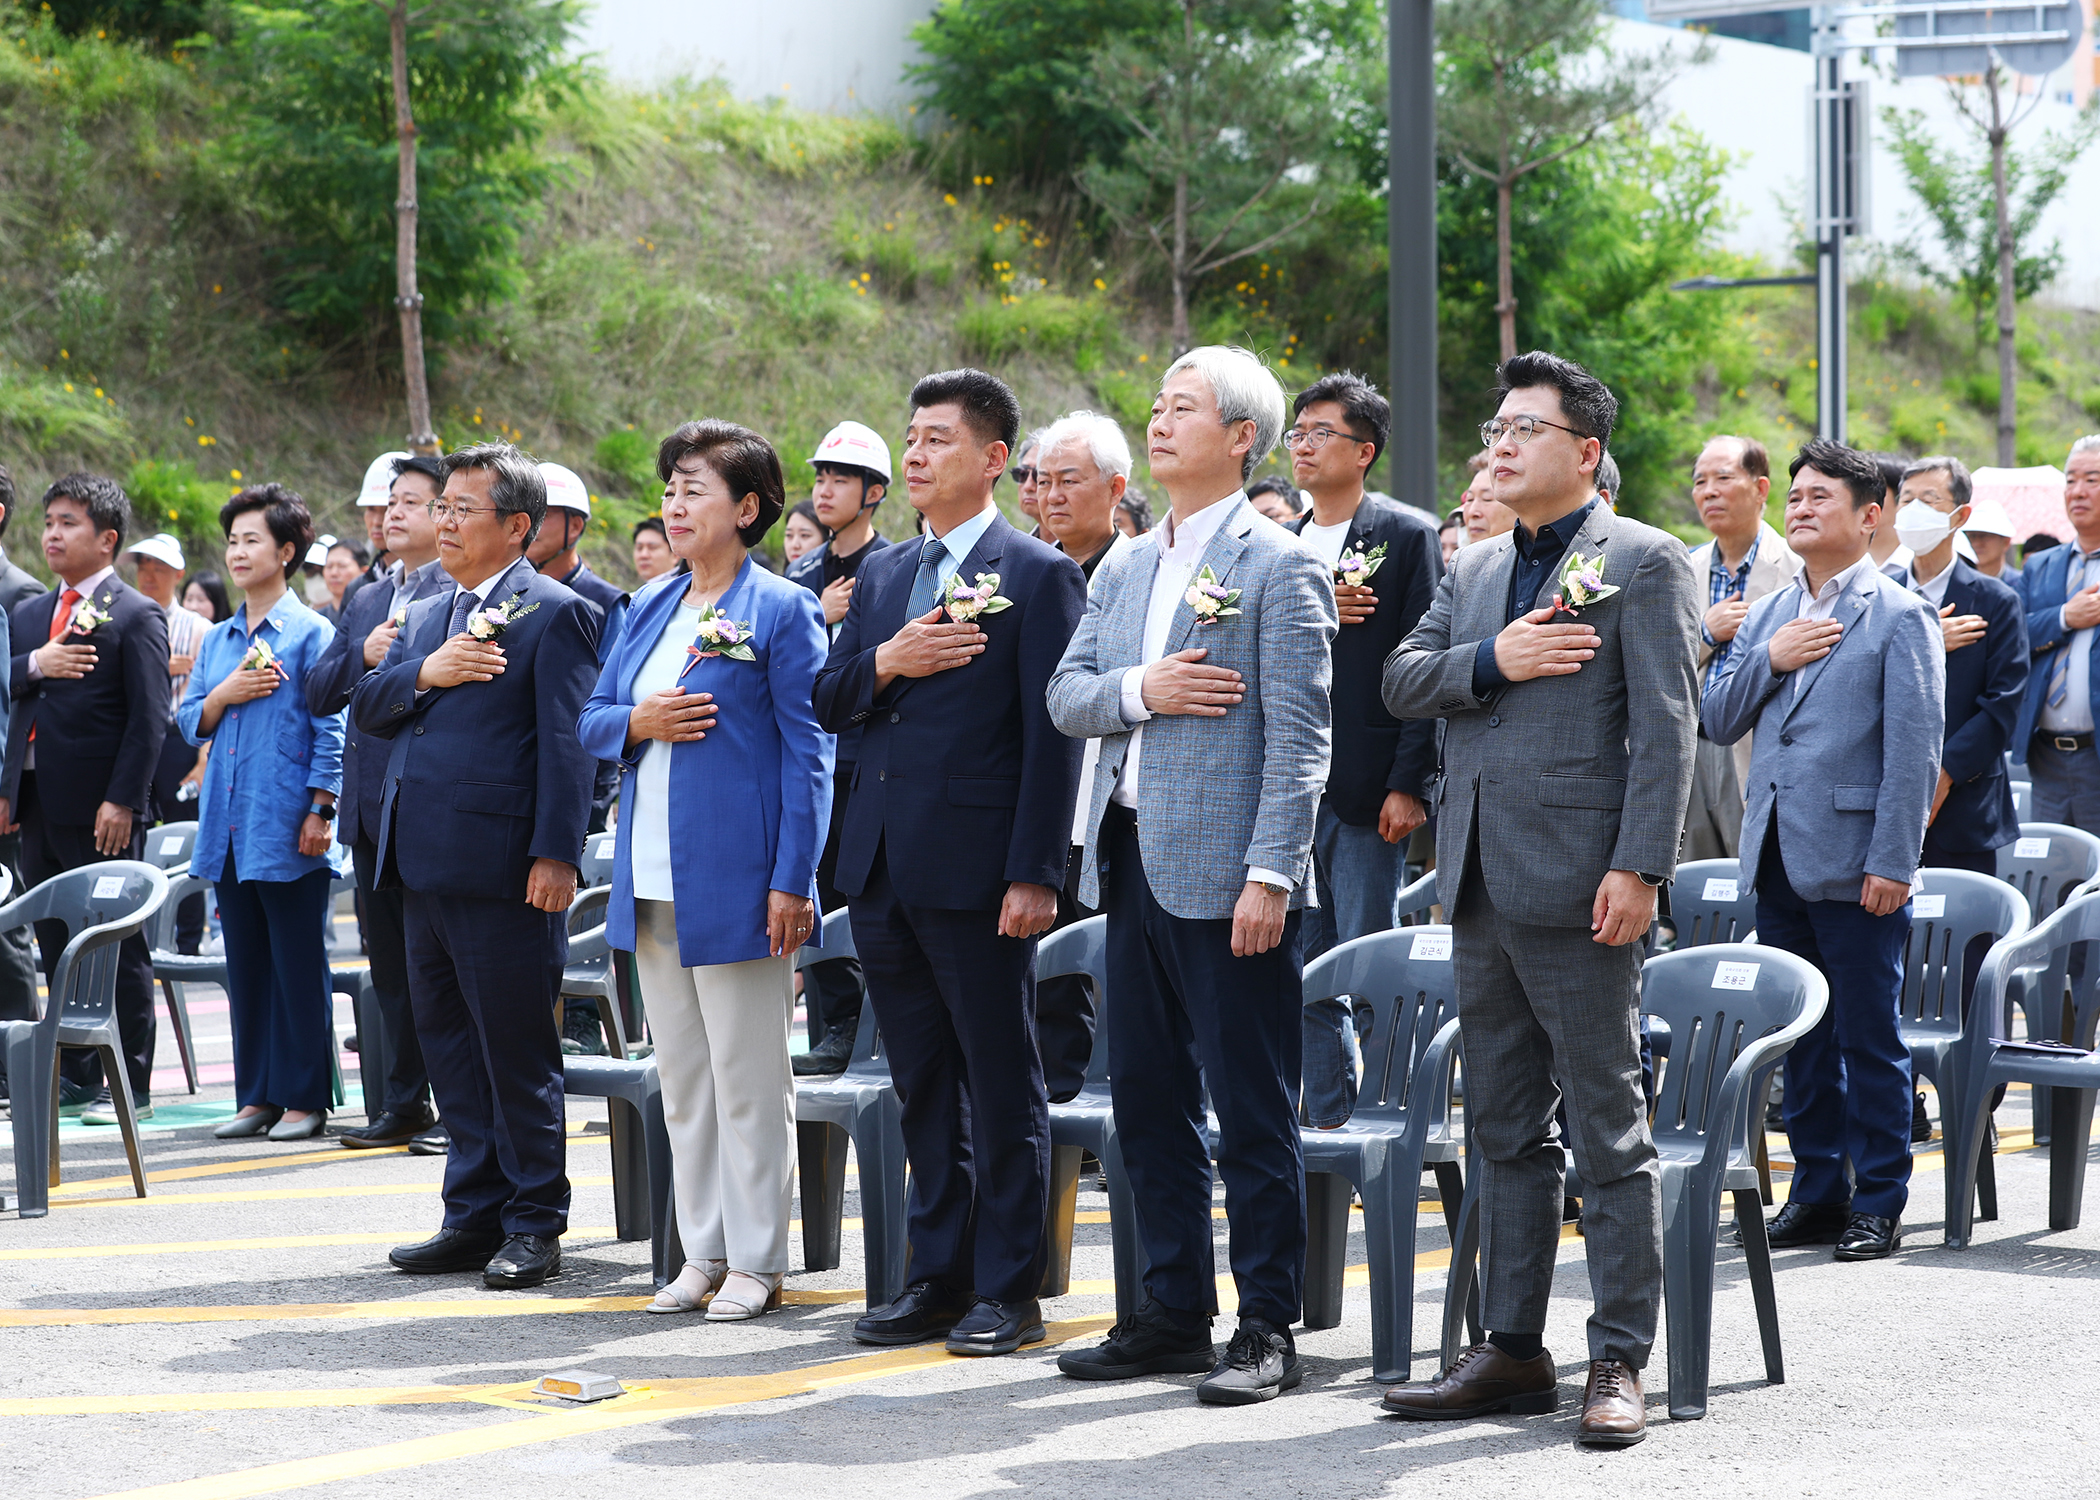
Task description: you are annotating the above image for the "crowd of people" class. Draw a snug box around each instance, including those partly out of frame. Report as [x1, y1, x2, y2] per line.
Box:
[1, 340, 2095, 1447]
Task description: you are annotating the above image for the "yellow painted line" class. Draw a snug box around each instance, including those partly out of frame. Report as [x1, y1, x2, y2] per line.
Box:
[0, 1382, 537, 1416]
[73, 1317, 1119, 1500]
[50, 1130, 612, 1198]
[0, 1229, 617, 1263]
[52, 1176, 614, 1209]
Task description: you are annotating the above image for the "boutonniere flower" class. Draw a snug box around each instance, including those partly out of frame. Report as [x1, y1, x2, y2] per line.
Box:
[1334, 542, 1387, 587]
[467, 594, 540, 641]
[70, 600, 112, 636]
[1184, 564, 1241, 624]
[1552, 549, 1620, 615]
[390, 603, 409, 627]
[239, 639, 281, 674]
[941, 571, 1012, 624]
[684, 604, 757, 669]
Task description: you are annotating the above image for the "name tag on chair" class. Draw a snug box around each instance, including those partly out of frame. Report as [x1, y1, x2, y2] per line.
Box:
[1711, 960, 1759, 991]
[92, 875, 125, 899]
[1912, 894, 1947, 919]
[1410, 932, 1452, 962]
[1702, 878, 1739, 903]
[158, 834, 185, 856]
[2014, 837, 2050, 858]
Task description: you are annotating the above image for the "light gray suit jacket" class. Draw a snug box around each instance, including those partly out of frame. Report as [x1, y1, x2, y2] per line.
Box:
[1383, 502, 1701, 928]
[1048, 498, 1336, 921]
[1702, 561, 1945, 902]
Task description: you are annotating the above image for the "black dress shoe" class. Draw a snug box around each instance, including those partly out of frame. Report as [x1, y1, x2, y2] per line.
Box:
[1911, 1090, 1933, 1144]
[389, 1227, 505, 1274]
[484, 1233, 562, 1288]
[1762, 1200, 1849, 1247]
[852, 1280, 971, 1346]
[792, 1022, 855, 1077]
[407, 1128, 450, 1156]
[1832, 1212, 1902, 1261]
[945, 1296, 1046, 1356]
[340, 1108, 435, 1150]
[1196, 1316, 1301, 1405]
[1058, 1297, 1215, 1380]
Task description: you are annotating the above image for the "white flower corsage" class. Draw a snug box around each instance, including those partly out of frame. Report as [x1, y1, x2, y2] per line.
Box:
[1334, 542, 1387, 587]
[239, 639, 281, 674]
[70, 600, 112, 636]
[941, 572, 1012, 624]
[1552, 550, 1619, 615]
[1184, 565, 1241, 624]
[684, 604, 757, 669]
[467, 595, 539, 640]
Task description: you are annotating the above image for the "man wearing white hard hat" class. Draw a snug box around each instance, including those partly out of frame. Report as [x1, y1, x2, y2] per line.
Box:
[529, 462, 629, 661]
[786, 420, 895, 1075]
[340, 451, 423, 618]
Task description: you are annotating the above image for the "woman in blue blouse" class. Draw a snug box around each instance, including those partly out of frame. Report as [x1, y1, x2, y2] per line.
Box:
[578, 421, 831, 1321]
[180, 485, 347, 1143]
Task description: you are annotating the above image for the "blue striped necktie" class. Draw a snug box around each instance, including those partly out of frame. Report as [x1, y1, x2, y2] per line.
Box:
[2046, 554, 2093, 710]
[448, 589, 478, 639]
[905, 535, 947, 619]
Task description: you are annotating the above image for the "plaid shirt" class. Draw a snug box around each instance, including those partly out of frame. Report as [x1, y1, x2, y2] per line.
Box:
[1701, 534, 1759, 693]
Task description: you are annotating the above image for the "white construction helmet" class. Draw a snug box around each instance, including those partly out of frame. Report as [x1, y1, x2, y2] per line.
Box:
[809, 421, 892, 487]
[359, 451, 412, 507]
[540, 462, 591, 516]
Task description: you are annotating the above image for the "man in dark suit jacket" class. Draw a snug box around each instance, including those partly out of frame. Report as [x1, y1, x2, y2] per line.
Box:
[353, 444, 601, 1290]
[308, 455, 450, 1147]
[2, 472, 169, 1116]
[0, 463, 41, 1060]
[814, 369, 1086, 1357]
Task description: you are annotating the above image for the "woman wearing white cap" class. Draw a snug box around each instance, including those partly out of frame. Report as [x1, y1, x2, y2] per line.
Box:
[1963, 493, 2019, 582]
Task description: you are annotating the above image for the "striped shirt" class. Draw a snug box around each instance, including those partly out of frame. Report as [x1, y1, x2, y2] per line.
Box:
[164, 602, 211, 707]
[1701, 535, 1759, 693]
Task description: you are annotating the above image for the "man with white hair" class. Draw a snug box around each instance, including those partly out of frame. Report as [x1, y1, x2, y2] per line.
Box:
[2012, 434, 2100, 831]
[1049, 346, 1336, 1405]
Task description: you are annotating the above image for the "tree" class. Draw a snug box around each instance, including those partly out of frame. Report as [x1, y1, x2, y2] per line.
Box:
[1883, 78, 2100, 465]
[376, 0, 437, 453]
[1076, 0, 1363, 354]
[1436, 0, 1703, 361]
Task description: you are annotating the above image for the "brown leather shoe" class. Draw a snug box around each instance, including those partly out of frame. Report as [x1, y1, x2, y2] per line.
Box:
[1381, 1343, 1558, 1421]
[1576, 1359, 1646, 1447]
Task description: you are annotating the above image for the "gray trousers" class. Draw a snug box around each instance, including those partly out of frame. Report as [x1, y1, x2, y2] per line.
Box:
[1680, 734, 1743, 864]
[1453, 860, 1661, 1367]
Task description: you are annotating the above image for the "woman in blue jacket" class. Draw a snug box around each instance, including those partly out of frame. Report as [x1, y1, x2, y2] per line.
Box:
[180, 484, 346, 1143]
[578, 420, 831, 1321]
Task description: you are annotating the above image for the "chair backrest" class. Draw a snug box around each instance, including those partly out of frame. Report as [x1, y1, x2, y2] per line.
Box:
[0, 863, 169, 1030]
[1302, 925, 1460, 1124]
[146, 821, 198, 871]
[2012, 779, 2033, 822]
[567, 883, 612, 937]
[147, 872, 214, 954]
[1900, 868, 2030, 1038]
[795, 906, 859, 971]
[1038, 916, 1109, 1088]
[795, 908, 884, 1075]
[1666, 858, 1759, 948]
[580, 831, 618, 890]
[1640, 943, 1828, 1162]
[1996, 822, 2100, 919]
[1394, 870, 1437, 927]
[1971, 891, 2100, 1071]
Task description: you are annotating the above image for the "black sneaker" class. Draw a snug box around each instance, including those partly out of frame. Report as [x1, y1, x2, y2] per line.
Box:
[1196, 1316, 1301, 1405]
[561, 1002, 606, 1056]
[57, 1077, 97, 1117]
[792, 1021, 856, 1077]
[1058, 1297, 1216, 1380]
[1910, 1091, 1932, 1144]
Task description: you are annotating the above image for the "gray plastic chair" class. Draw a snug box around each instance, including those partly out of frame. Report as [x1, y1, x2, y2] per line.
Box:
[1299, 925, 1464, 1384]
[2011, 779, 2033, 821]
[1, 862, 169, 1216]
[563, 1051, 672, 1265]
[1663, 858, 1760, 948]
[1997, 822, 2100, 920]
[560, 885, 630, 1059]
[1948, 894, 2100, 1247]
[793, 909, 910, 1308]
[142, 822, 203, 1094]
[579, 830, 617, 890]
[1441, 943, 1828, 1421]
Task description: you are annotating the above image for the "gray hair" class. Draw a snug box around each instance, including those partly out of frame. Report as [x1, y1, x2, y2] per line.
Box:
[2071, 434, 2100, 464]
[443, 441, 548, 546]
[1595, 450, 1622, 504]
[1903, 454, 1973, 509]
[1035, 410, 1133, 483]
[1164, 344, 1286, 483]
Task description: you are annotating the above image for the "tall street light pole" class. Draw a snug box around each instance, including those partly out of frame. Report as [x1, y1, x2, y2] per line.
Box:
[1388, 0, 1438, 510]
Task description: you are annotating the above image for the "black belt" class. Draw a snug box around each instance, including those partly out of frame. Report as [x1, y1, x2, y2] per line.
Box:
[2035, 730, 2095, 752]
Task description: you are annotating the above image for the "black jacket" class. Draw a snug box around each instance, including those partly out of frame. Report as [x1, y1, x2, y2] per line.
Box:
[1930, 558, 2028, 854]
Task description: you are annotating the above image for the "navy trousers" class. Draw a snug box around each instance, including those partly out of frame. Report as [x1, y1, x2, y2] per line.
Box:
[215, 856, 334, 1113]
[1754, 828, 1914, 1220]
[850, 847, 1050, 1304]
[353, 835, 428, 1116]
[1101, 803, 1306, 1326]
[404, 890, 570, 1238]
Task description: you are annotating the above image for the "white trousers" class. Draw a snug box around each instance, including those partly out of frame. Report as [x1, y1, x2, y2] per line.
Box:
[633, 901, 797, 1273]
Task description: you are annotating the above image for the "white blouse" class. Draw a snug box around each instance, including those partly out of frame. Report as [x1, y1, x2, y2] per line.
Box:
[628, 598, 703, 901]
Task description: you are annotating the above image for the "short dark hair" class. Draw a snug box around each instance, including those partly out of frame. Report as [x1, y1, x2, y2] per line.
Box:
[0, 461, 14, 538]
[812, 461, 886, 505]
[1292, 371, 1391, 465]
[1439, 510, 1463, 532]
[1870, 451, 1909, 501]
[184, 570, 232, 622]
[787, 499, 823, 532]
[1496, 351, 1617, 449]
[42, 471, 131, 549]
[1116, 491, 1152, 534]
[910, 368, 1021, 453]
[633, 515, 667, 542]
[657, 420, 786, 549]
[1789, 439, 1886, 510]
[1704, 434, 1770, 482]
[329, 537, 372, 569]
[443, 442, 547, 545]
[1246, 475, 1300, 509]
[219, 483, 317, 576]
[1903, 454, 1974, 510]
[392, 453, 445, 487]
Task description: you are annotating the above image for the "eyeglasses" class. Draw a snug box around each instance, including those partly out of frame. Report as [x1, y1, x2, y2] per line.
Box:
[1009, 466, 1038, 485]
[425, 501, 502, 525]
[1480, 414, 1587, 449]
[1282, 425, 1368, 453]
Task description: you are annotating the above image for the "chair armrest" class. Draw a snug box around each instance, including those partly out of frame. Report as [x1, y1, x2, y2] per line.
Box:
[1408, 1016, 1464, 1139]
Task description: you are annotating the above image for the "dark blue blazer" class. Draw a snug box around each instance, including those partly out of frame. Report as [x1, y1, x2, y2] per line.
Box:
[577, 560, 833, 966]
[813, 513, 1085, 912]
[305, 562, 450, 849]
[1932, 559, 2028, 852]
[2012, 543, 2097, 757]
[4, 577, 168, 822]
[351, 557, 602, 900]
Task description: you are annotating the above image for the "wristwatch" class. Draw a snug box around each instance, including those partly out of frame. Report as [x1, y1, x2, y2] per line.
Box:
[1636, 871, 1665, 888]
[1260, 880, 1288, 897]
[308, 802, 337, 821]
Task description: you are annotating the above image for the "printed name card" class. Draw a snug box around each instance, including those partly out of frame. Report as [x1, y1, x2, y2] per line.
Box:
[158, 835, 185, 856]
[2014, 837, 2051, 858]
[92, 875, 125, 899]
[1711, 961, 1760, 991]
[1912, 894, 1947, 919]
[1410, 931, 1453, 962]
[1702, 878, 1740, 903]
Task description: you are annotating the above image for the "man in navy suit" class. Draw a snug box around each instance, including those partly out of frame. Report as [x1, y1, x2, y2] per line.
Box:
[2013, 437, 2100, 832]
[813, 368, 1087, 1357]
[353, 443, 601, 1290]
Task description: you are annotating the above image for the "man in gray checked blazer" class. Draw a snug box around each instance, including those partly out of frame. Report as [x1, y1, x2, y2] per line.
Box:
[1381, 353, 1700, 1447]
[1048, 346, 1336, 1406]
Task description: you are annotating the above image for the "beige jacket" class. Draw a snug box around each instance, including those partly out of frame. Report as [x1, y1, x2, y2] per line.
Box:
[1689, 520, 1799, 786]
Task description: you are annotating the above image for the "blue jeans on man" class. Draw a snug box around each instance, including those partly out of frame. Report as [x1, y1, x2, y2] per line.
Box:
[1301, 798, 1408, 1129]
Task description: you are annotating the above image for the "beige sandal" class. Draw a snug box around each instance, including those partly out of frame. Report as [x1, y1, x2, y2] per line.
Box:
[703, 1270, 782, 1322]
[647, 1260, 728, 1314]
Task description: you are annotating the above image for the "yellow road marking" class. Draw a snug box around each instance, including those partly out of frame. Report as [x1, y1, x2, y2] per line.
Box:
[52, 1176, 614, 1209]
[50, 1130, 611, 1198]
[0, 1229, 616, 1263]
[0, 1283, 865, 1329]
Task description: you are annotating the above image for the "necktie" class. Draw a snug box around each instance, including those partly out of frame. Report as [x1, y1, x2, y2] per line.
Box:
[447, 589, 479, 639]
[2046, 554, 2092, 710]
[48, 587, 80, 643]
[904, 535, 947, 619]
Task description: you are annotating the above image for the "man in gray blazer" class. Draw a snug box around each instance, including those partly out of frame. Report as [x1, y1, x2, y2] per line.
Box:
[1380, 353, 1699, 1447]
[1048, 345, 1336, 1406]
[1704, 438, 1944, 1262]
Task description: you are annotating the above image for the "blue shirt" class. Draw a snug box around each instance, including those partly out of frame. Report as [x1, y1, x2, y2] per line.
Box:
[1701, 533, 1760, 693]
[927, 504, 1001, 590]
[1472, 498, 1600, 696]
[178, 592, 347, 884]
